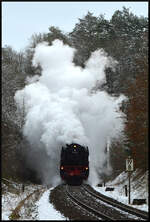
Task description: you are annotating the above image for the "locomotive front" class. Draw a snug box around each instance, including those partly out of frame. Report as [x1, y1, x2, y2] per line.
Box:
[60, 143, 89, 185]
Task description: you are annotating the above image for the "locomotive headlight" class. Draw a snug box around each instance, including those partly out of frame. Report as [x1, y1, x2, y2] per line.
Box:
[60, 166, 64, 170]
[73, 145, 77, 148]
[85, 167, 88, 170]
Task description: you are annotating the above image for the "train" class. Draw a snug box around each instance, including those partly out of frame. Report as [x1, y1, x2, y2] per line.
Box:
[60, 143, 89, 185]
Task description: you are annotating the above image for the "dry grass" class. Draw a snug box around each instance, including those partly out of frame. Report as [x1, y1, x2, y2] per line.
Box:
[9, 189, 43, 220]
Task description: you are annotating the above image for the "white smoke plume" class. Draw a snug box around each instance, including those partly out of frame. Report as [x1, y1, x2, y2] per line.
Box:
[15, 39, 126, 186]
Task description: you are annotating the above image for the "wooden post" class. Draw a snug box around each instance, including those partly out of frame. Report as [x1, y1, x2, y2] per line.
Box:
[128, 171, 131, 204]
[126, 156, 133, 205]
[125, 185, 127, 197]
[22, 184, 25, 192]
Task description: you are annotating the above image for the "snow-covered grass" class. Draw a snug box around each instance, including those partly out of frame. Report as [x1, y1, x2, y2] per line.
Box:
[92, 169, 148, 212]
[2, 183, 43, 220]
[2, 183, 68, 220]
[2, 169, 148, 220]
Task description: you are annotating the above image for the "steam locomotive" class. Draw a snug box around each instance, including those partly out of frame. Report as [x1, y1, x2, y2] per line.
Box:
[60, 143, 89, 185]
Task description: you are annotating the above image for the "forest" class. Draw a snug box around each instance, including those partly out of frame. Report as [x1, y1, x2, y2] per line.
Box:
[2, 7, 148, 182]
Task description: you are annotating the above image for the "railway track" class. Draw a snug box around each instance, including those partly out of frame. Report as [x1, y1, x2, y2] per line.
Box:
[66, 185, 113, 220]
[83, 184, 148, 220]
[66, 184, 148, 220]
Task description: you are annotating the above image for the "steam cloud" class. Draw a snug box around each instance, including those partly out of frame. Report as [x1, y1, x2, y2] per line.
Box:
[15, 40, 126, 186]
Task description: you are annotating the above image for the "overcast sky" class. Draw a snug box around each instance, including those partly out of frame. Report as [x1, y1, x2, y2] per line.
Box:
[2, 1, 148, 52]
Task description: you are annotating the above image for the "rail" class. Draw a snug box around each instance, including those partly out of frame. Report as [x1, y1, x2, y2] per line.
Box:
[83, 185, 148, 220]
[66, 185, 114, 220]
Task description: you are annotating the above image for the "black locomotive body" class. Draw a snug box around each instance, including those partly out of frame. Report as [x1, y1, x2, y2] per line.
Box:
[60, 143, 89, 185]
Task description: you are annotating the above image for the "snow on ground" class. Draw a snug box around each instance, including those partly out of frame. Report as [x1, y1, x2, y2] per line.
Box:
[2, 183, 68, 220]
[35, 188, 68, 220]
[2, 170, 148, 220]
[92, 170, 148, 212]
[2, 183, 41, 220]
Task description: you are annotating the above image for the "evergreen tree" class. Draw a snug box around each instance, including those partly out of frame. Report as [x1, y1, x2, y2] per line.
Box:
[46, 26, 71, 45]
[70, 12, 110, 67]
